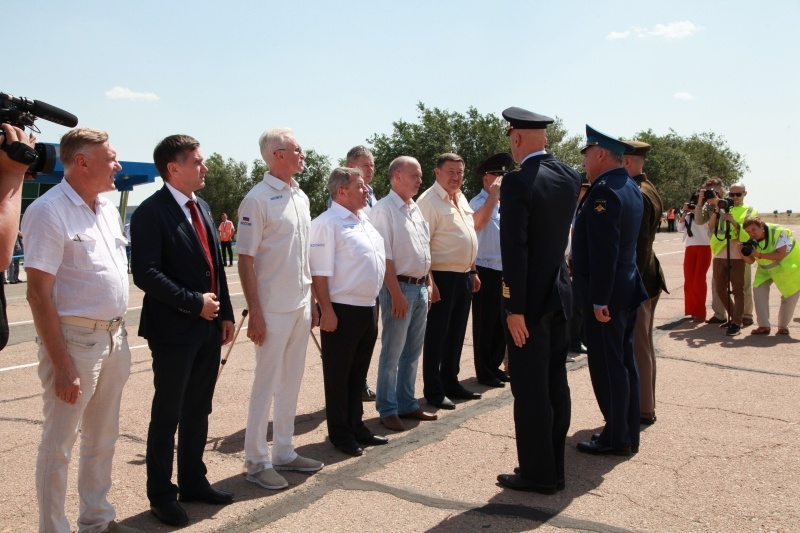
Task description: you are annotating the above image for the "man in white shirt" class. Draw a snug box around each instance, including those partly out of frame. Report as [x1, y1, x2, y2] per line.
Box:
[236, 128, 324, 491]
[310, 167, 387, 456]
[370, 156, 437, 432]
[24, 128, 141, 533]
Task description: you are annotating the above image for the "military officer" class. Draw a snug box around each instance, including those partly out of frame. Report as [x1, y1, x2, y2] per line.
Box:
[495, 107, 581, 494]
[469, 152, 514, 388]
[571, 126, 647, 456]
[624, 141, 667, 426]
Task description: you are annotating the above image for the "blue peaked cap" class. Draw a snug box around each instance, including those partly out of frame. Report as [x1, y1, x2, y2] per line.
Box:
[580, 125, 634, 156]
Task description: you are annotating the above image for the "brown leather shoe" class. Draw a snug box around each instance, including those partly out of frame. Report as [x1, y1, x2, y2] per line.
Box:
[399, 408, 438, 421]
[750, 327, 771, 335]
[380, 415, 406, 431]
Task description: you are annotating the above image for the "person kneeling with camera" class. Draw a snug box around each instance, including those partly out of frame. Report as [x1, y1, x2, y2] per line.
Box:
[740, 216, 800, 336]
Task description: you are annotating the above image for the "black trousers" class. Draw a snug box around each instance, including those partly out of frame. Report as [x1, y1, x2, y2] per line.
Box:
[146, 323, 221, 505]
[321, 303, 378, 447]
[584, 303, 641, 450]
[472, 266, 506, 382]
[423, 271, 472, 401]
[220, 241, 233, 265]
[504, 307, 571, 488]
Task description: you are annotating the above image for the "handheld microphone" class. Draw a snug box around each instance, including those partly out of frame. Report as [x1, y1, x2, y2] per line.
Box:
[0, 92, 78, 128]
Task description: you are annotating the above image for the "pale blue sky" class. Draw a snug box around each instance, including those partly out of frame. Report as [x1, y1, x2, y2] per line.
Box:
[5, 0, 799, 210]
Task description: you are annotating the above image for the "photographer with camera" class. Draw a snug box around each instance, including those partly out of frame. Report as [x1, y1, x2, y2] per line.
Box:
[696, 181, 756, 336]
[679, 189, 712, 321]
[740, 216, 799, 336]
[0, 123, 35, 269]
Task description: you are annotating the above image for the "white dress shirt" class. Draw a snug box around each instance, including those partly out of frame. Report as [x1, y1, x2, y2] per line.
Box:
[370, 190, 431, 279]
[309, 202, 386, 306]
[22, 178, 129, 319]
[236, 172, 312, 312]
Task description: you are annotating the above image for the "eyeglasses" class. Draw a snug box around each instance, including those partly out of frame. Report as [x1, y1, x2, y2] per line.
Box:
[729, 192, 743, 197]
[274, 146, 303, 155]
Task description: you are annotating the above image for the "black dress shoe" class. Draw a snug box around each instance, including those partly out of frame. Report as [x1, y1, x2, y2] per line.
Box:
[447, 389, 482, 400]
[497, 474, 557, 494]
[511, 468, 565, 490]
[357, 434, 389, 446]
[151, 501, 189, 526]
[477, 378, 505, 388]
[640, 415, 657, 425]
[576, 440, 631, 456]
[590, 433, 601, 441]
[494, 371, 511, 382]
[334, 442, 364, 456]
[427, 397, 456, 410]
[179, 485, 234, 505]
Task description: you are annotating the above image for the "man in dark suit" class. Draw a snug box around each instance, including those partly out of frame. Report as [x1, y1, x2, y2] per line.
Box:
[131, 134, 236, 527]
[624, 141, 667, 426]
[572, 126, 648, 457]
[495, 107, 581, 494]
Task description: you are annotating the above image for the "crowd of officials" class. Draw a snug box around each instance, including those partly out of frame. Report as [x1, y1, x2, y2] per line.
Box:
[1, 105, 798, 531]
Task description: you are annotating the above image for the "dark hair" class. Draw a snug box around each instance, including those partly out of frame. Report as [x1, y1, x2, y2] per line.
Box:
[153, 134, 200, 180]
[436, 153, 464, 168]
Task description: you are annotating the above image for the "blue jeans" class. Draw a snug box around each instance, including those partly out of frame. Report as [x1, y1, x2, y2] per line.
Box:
[376, 282, 429, 418]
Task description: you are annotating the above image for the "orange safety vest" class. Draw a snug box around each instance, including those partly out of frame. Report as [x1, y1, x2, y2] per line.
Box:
[218, 220, 234, 241]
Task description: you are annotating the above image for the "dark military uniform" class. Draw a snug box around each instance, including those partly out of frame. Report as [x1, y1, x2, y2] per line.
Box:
[500, 147, 580, 490]
[631, 170, 667, 423]
[572, 166, 647, 452]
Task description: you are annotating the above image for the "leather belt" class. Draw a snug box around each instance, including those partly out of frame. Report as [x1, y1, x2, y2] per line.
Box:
[60, 315, 123, 331]
[397, 275, 426, 285]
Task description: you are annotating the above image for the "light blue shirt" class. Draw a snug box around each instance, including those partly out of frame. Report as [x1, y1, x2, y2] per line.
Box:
[469, 189, 501, 271]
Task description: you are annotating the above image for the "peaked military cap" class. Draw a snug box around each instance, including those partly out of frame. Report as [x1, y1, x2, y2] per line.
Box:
[502, 107, 554, 135]
[626, 140, 651, 157]
[580, 125, 634, 156]
[475, 152, 514, 177]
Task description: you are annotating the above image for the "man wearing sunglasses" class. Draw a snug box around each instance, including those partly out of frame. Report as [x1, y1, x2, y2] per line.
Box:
[700, 183, 756, 336]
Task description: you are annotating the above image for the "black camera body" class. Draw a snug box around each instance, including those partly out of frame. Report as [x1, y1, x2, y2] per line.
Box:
[1, 92, 78, 176]
[741, 239, 759, 257]
[717, 198, 733, 211]
[687, 203, 697, 211]
[704, 189, 717, 200]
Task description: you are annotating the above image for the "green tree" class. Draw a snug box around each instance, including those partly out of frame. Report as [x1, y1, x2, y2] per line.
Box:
[631, 129, 749, 210]
[249, 149, 332, 218]
[201, 153, 257, 222]
[368, 103, 582, 200]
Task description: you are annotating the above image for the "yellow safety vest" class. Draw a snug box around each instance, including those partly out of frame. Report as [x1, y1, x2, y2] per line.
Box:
[752, 224, 800, 298]
[710, 204, 755, 257]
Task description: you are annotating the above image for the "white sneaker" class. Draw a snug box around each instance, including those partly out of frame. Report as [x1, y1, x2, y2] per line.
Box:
[246, 468, 289, 490]
[274, 455, 324, 472]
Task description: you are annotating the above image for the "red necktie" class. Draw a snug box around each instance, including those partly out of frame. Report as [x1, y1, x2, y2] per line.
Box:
[187, 200, 217, 295]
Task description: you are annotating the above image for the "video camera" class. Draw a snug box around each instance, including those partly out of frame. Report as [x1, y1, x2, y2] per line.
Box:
[0, 92, 78, 177]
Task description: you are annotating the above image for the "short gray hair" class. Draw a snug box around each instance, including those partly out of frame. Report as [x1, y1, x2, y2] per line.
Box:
[346, 145, 373, 165]
[328, 167, 362, 199]
[605, 149, 624, 164]
[258, 127, 294, 166]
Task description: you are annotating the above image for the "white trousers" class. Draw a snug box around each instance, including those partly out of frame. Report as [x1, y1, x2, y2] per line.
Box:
[36, 324, 130, 533]
[244, 304, 310, 474]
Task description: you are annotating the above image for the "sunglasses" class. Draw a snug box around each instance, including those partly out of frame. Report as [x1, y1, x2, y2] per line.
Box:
[729, 192, 743, 197]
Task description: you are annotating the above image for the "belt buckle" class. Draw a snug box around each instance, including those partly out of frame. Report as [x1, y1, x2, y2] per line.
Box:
[109, 317, 122, 329]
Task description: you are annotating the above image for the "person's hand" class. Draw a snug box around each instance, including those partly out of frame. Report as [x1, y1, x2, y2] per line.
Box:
[220, 320, 235, 345]
[311, 304, 320, 329]
[487, 175, 502, 200]
[390, 292, 409, 319]
[54, 362, 81, 405]
[593, 306, 611, 323]
[319, 308, 338, 332]
[470, 273, 481, 293]
[430, 282, 441, 305]
[723, 212, 735, 224]
[247, 309, 266, 346]
[200, 293, 220, 320]
[0, 124, 36, 176]
[506, 313, 528, 347]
